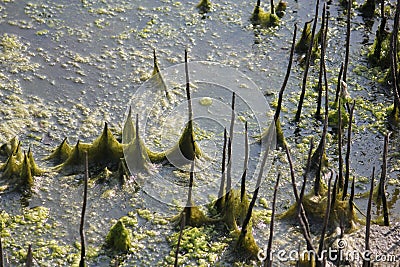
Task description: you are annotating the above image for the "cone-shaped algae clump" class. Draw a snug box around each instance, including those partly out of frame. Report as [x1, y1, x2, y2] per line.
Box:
[55, 123, 123, 173]
[28, 147, 44, 176]
[105, 220, 132, 252]
[44, 137, 72, 163]
[20, 152, 34, 189]
[124, 114, 153, 173]
[164, 120, 201, 166]
[89, 122, 123, 165]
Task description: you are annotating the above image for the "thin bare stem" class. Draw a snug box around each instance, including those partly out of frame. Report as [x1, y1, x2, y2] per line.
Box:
[286, 146, 312, 249]
[241, 121, 249, 202]
[0, 235, 3, 267]
[185, 50, 193, 122]
[238, 134, 271, 245]
[342, 0, 352, 82]
[343, 100, 355, 200]
[264, 173, 281, 267]
[226, 93, 235, 200]
[349, 176, 355, 211]
[300, 138, 314, 203]
[316, 5, 326, 119]
[379, 133, 390, 226]
[79, 151, 89, 267]
[338, 99, 344, 191]
[174, 212, 186, 267]
[363, 167, 375, 267]
[270, 0, 275, 14]
[274, 24, 298, 122]
[26, 244, 33, 267]
[295, 0, 320, 122]
[315, 44, 330, 196]
[390, 0, 400, 109]
[331, 174, 338, 210]
[226, 137, 232, 200]
[216, 128, 227, 211]
[317, 173, 333, 267]
[335, 63, 344, 104]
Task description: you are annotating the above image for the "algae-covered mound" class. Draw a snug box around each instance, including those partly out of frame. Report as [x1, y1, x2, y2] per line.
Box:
[295, 20, 320, 58]
[44, 137, 72, 163]
[0, 137, 43, 192]
[279, 182, 359, 231]
[233, 225, 259, 259]
[250, 1, 280, 28]
[53, 122, 123, 174]
[105, 220, 132, 252]
[219, 189, 249, 231]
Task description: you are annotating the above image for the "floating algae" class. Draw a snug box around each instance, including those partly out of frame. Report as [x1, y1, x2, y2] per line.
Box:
[105, 220, 132, 252]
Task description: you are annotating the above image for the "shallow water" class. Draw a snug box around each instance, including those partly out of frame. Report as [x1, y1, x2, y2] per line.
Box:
[0, 0, 399, 266]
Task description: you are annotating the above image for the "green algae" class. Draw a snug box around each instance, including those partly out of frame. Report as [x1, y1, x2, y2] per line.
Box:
[165, 120, 201, 163]
[328, 102, 349, 128]
[166, 225, 228, 266]
[295, 21, 312, 54]
[44, 137, 72, 163]
[387, 104, 400, 127]
[54, 123, 123, 173]
[275, 118, 287, 148]
[0, 33, 39, 74]
[279, 186, 359, 231]
[367, 30, 391, 68]
[105, 220, 132, 252]
[221, 189, 250, 231]
[250, 3, 279, 28]
[0, 139, 43, 192]
[233, 226, 259, 259]
[182, 205, 212, 227]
